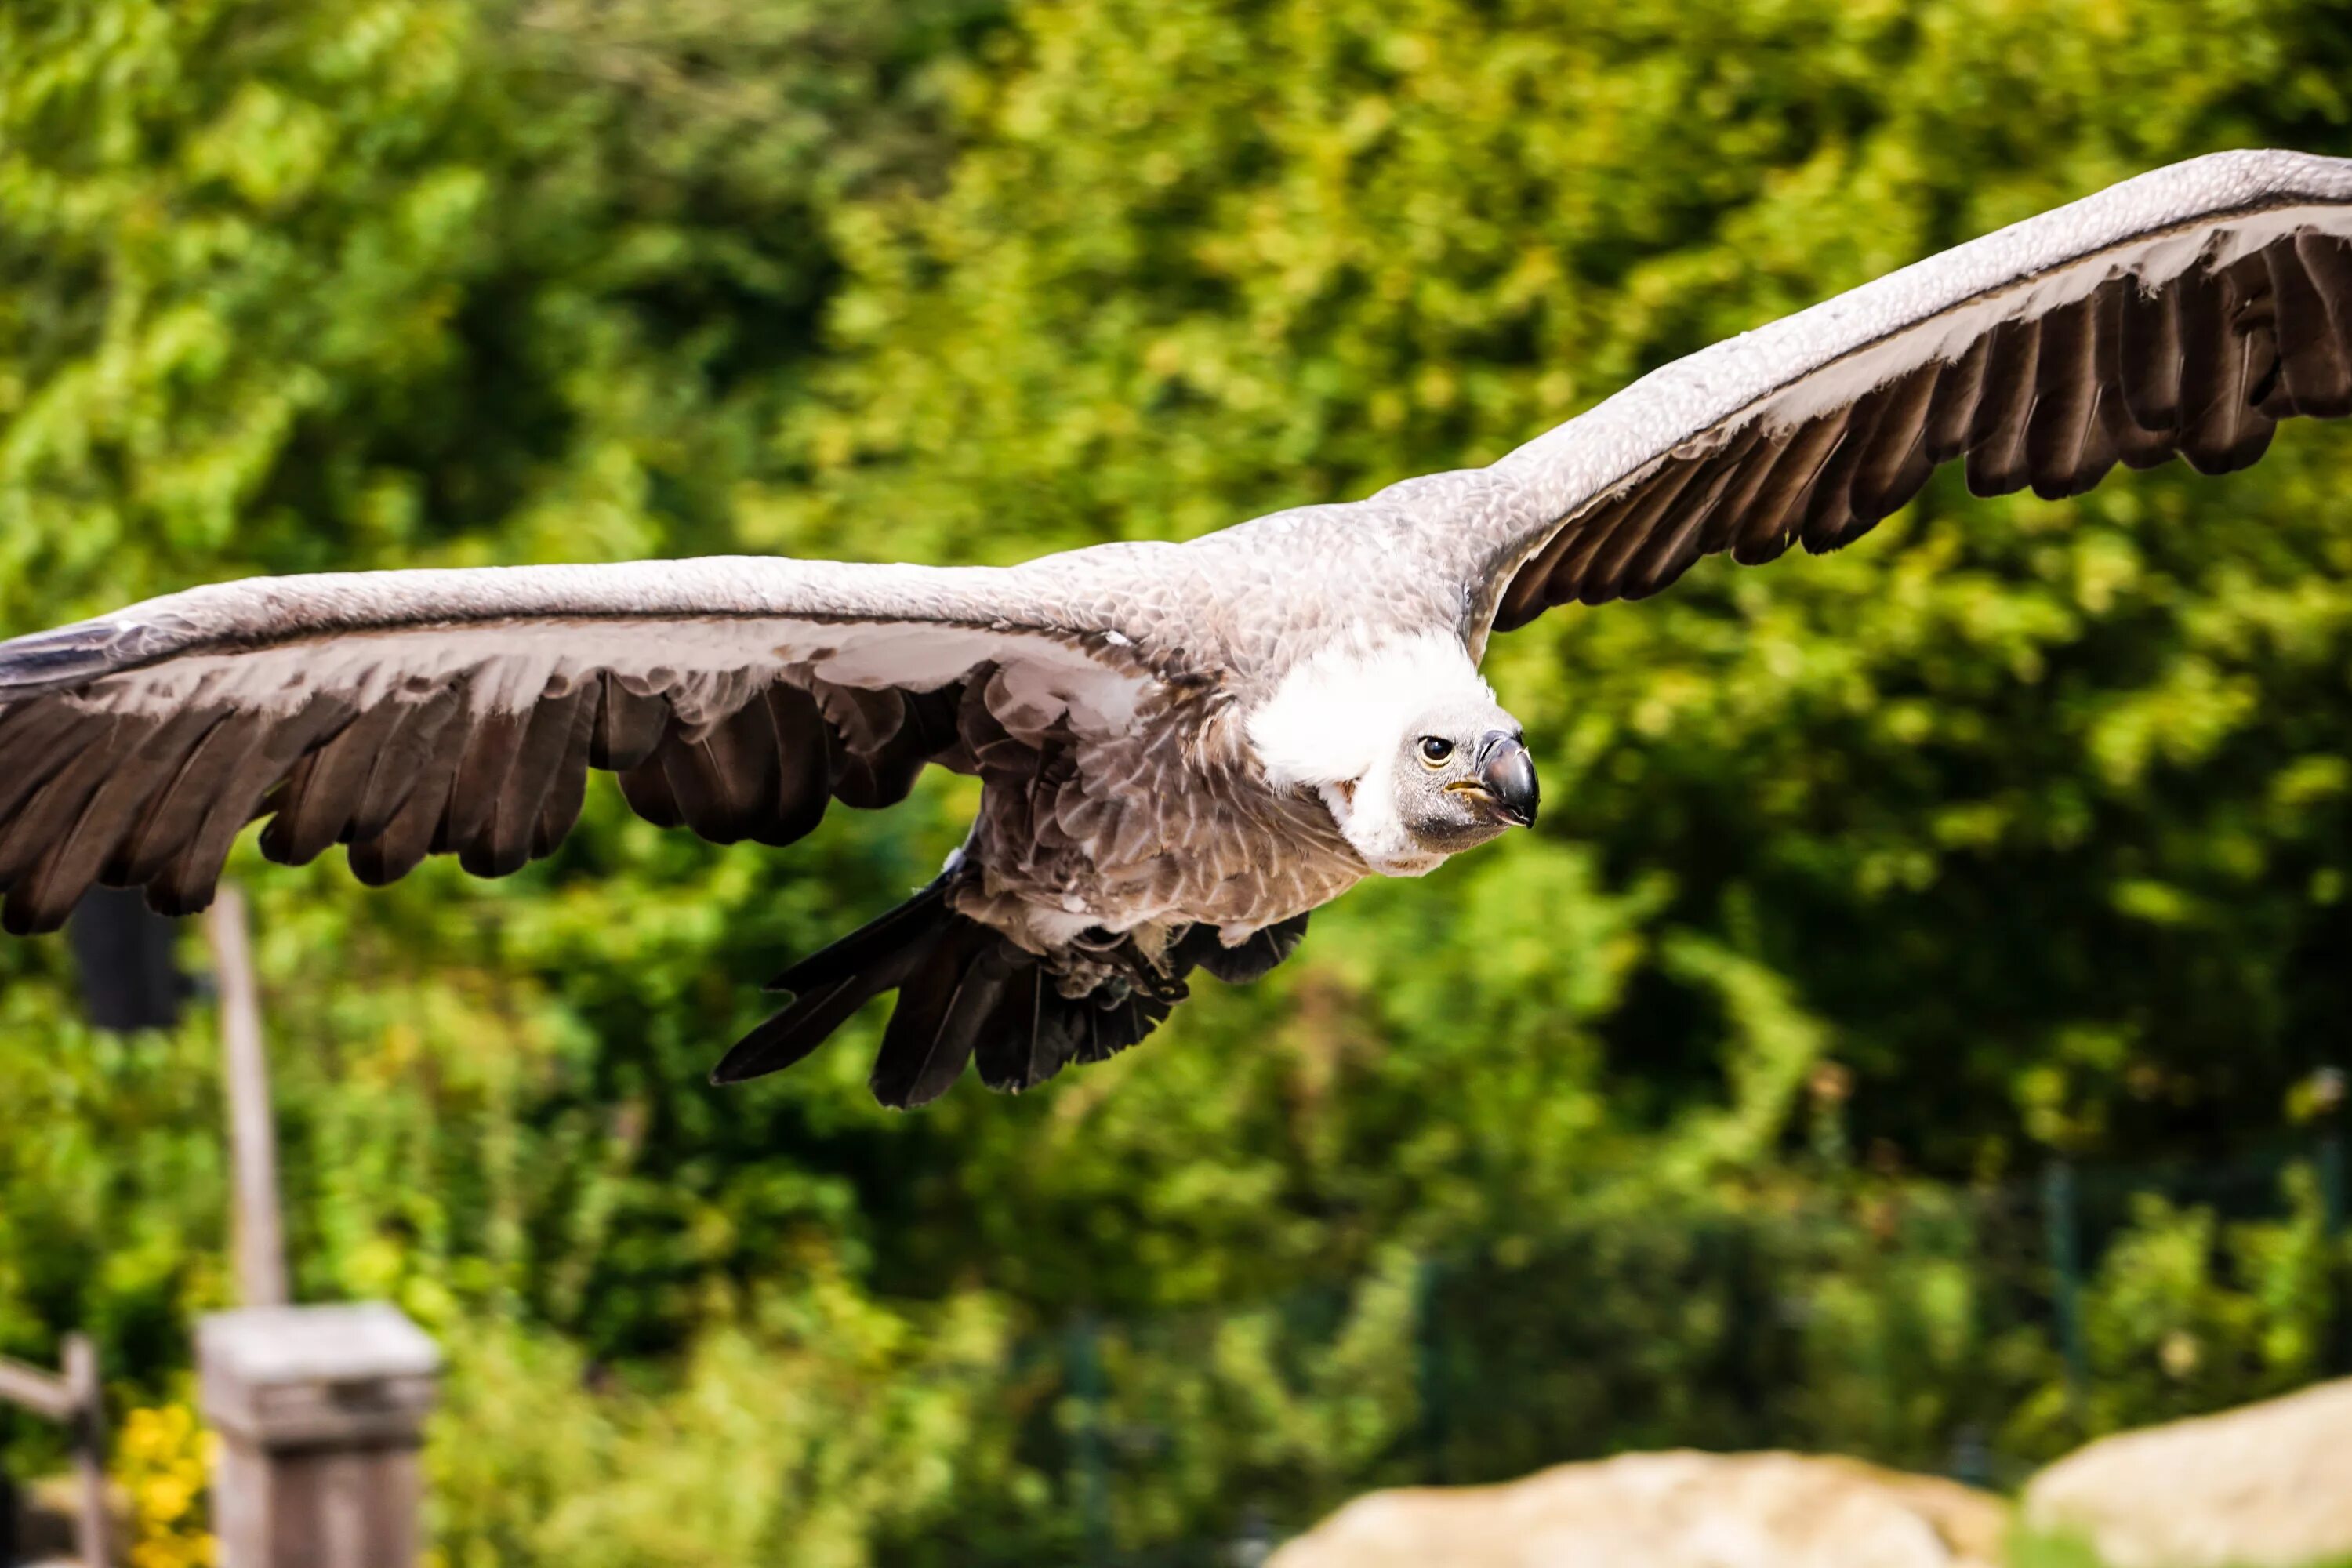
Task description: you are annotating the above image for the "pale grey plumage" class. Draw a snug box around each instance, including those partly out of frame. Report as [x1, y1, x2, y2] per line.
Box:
[4, 148, 2352, 1105]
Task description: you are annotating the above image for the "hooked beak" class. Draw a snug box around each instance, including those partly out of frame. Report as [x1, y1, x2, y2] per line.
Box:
[1473, 730, 1539, 829]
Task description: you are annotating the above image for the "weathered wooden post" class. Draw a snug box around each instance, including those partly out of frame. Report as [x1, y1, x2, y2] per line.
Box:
[63, 1336, 108, 1568]
[205, 885, 289, 1309]
[197, 1305, 441, 1568]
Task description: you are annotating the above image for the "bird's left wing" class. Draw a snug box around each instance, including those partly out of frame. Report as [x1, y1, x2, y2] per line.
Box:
[1458, 149, 2352, 637]
[0, 554, 1160, 934]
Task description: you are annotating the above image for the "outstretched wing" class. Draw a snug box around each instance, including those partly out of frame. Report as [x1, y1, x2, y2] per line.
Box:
[1459, 149, 2352, 633]
[0, 554, 1158, 934]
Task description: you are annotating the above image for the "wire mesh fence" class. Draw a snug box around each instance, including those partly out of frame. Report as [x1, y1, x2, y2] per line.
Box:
[958, 1134, 2352, 1568]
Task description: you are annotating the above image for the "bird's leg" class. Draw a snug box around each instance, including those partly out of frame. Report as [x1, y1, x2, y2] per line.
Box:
[1069, 920, 1192, 1005]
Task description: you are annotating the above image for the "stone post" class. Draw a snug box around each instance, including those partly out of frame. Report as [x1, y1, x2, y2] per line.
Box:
[198, 1304, 441, 1568]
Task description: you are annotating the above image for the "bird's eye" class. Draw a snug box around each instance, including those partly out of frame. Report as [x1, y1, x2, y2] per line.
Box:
[1417, 736, 1454, 768]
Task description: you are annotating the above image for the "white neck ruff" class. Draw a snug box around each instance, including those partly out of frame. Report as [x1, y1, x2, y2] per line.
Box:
[1245, 627, 1492, 875]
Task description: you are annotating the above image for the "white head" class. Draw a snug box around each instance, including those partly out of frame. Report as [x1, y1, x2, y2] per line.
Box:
[1247, 630, 1539, 875]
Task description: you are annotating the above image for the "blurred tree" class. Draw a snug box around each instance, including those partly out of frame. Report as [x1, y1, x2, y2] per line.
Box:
[5, 0, 2352, 1561]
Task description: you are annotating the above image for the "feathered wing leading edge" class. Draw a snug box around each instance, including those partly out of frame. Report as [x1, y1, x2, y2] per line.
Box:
[1459, 149, 2352, 632]
[0, 555, 1156, 935]
[714, 880, 1311, 1108]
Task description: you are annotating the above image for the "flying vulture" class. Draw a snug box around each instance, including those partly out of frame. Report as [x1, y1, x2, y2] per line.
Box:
[3, 149, 2351, 1105]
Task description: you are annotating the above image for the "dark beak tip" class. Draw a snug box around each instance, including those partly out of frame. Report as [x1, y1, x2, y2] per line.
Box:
[1476, 740, 1539, 829]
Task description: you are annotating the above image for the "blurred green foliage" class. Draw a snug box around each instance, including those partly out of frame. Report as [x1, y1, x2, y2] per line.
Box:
[5, 0, 2352, 1561]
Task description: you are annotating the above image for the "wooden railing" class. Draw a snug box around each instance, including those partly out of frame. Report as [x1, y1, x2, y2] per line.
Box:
[0, 1335, 110, 1567]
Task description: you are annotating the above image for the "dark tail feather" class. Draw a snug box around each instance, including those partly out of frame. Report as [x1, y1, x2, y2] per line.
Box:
[869, 929, 1014, 1109]
[710, 971, 908, 1085]
[713, 878, 954, 1085]
[717, 875, 1046, 1106]
[974, 967, 1086, 1093]
[764, 874, 951, 993]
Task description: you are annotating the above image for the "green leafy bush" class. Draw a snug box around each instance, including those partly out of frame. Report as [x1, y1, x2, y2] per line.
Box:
[5, 0, 2352, 1562]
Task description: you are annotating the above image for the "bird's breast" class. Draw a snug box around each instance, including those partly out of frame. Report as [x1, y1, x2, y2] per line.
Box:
[958, 715, 1367, 952]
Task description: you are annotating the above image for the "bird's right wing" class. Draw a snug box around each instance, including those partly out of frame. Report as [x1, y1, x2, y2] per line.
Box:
[0, 554, 1163, 933]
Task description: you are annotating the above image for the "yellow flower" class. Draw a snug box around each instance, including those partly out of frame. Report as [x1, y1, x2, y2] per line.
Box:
[113, 1402, 217, 1568]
